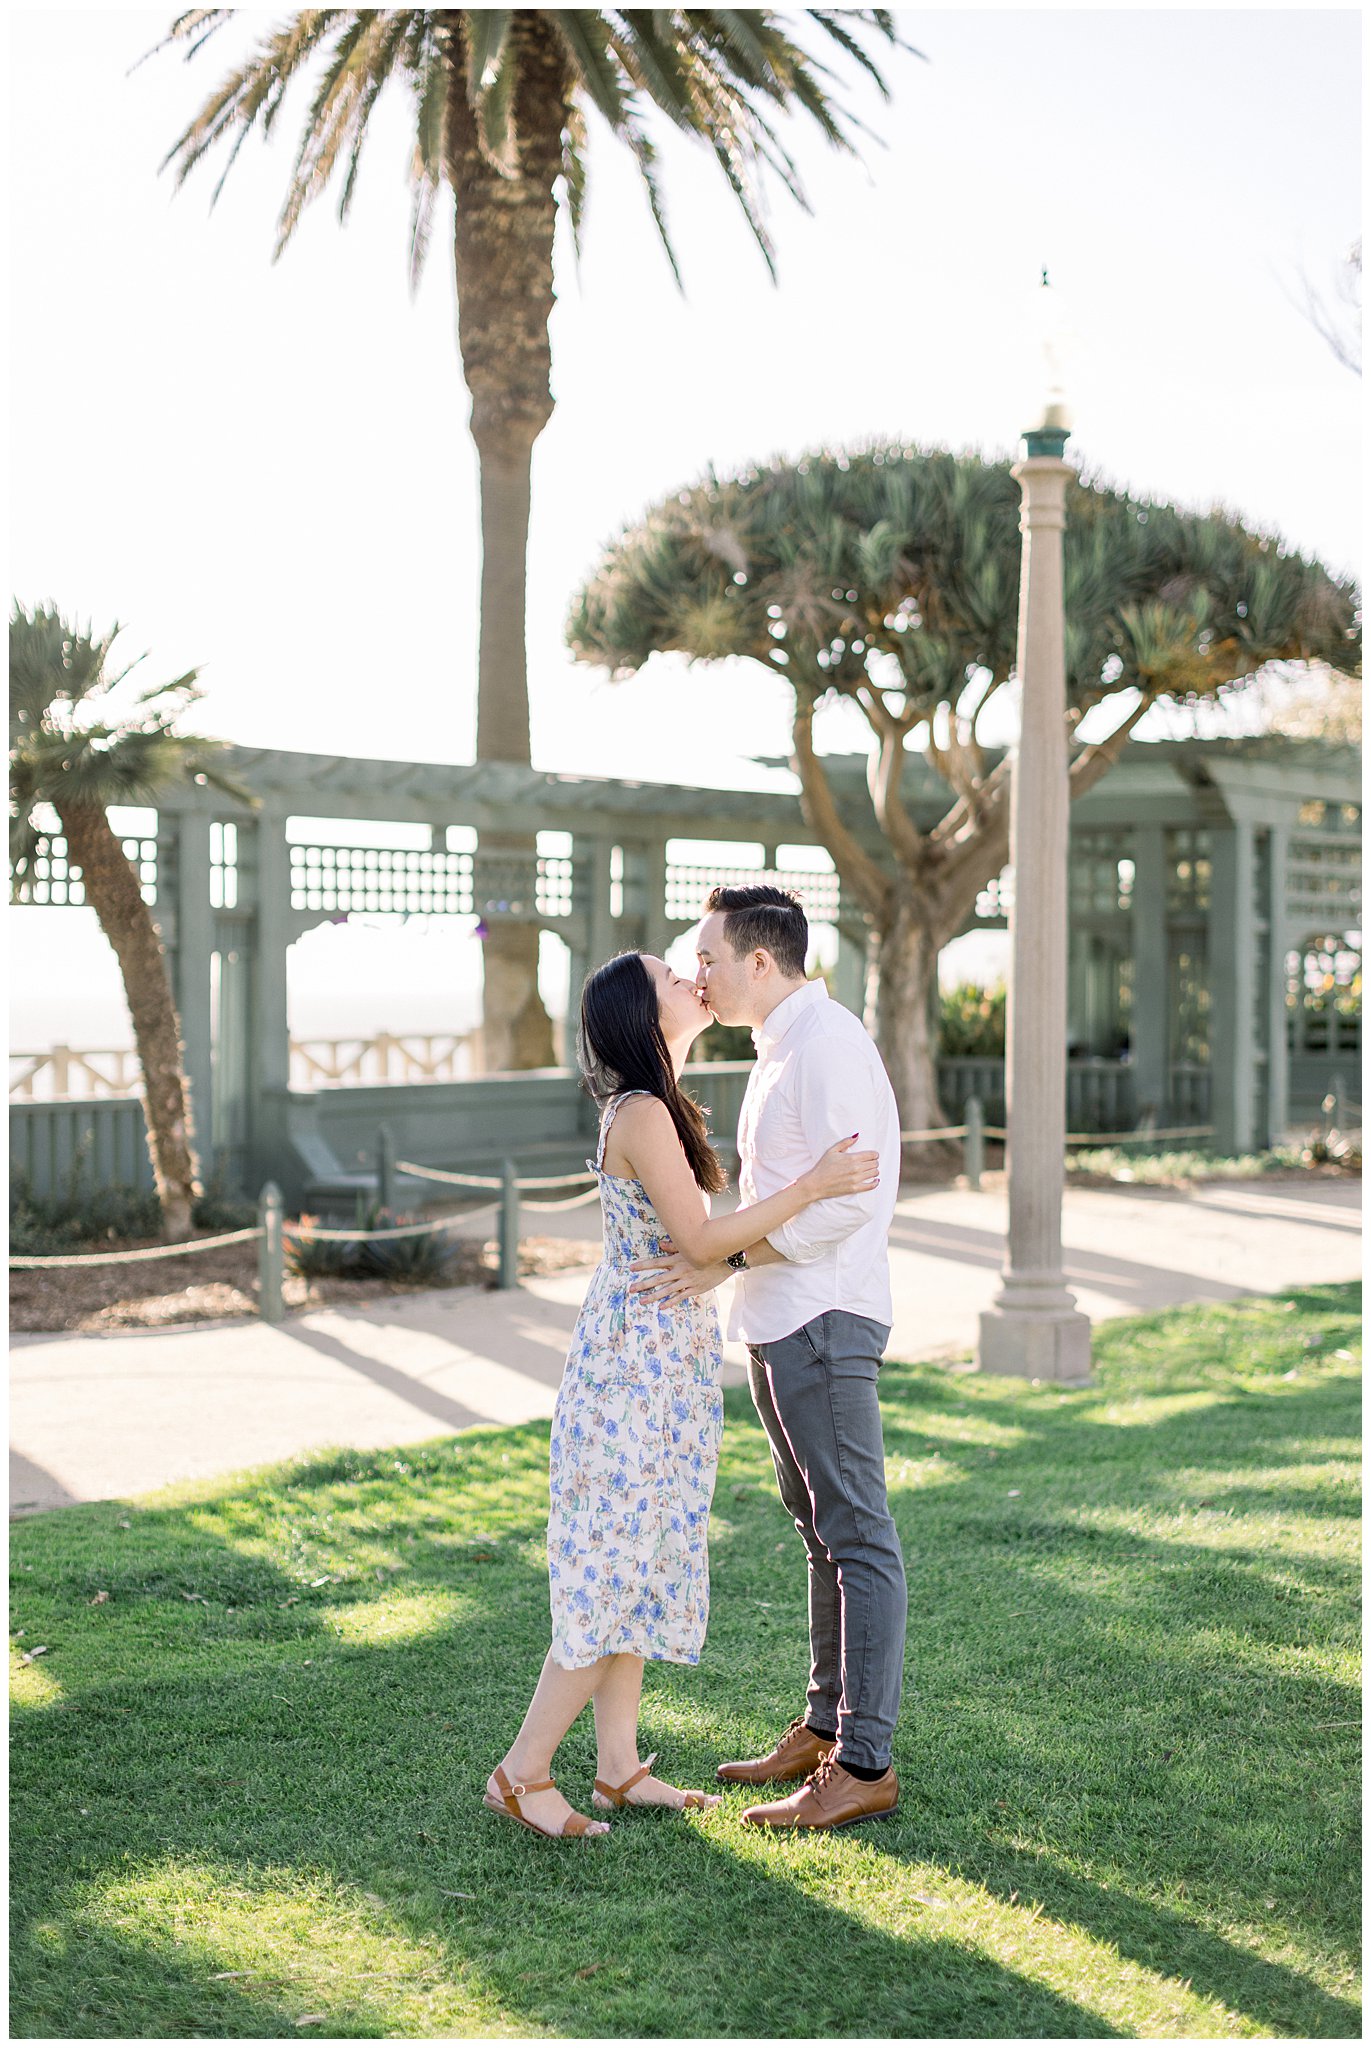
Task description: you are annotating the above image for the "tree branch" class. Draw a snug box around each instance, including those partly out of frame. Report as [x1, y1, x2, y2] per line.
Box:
[937, 692, 1156, 930]
[1068, 690, 1155, 797]
[790, 688, 893, 923]
[866, 725, 923, 869]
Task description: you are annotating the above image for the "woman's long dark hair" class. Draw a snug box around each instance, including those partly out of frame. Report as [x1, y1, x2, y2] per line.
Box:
[577, 952, 726, 1195]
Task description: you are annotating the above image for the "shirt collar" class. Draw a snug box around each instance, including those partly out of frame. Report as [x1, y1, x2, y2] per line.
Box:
[753, 978, 826, 1055]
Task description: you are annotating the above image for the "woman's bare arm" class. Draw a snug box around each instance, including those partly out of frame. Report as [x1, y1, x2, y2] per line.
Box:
[610, 1097, 877, 1268]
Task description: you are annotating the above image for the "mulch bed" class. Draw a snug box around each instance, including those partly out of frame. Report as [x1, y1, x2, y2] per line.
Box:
[9, 1231, 598, 1336]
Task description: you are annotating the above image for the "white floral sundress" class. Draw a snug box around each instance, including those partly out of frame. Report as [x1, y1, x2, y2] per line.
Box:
[547, 1092, 725, 1670]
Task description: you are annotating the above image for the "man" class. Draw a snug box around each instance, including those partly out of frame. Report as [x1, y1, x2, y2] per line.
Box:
[633, 883, 906, 1830]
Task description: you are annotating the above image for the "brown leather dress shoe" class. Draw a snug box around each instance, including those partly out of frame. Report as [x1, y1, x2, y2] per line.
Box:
[740, 1755, 899, 1830]
[716, 1716, 837, 1786]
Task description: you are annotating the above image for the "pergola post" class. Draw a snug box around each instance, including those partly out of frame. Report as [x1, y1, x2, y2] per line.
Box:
[1129, 825, 1169, 1122]
[1208, 820, 1257, 1155]
[245, 807, 293, 1187]
[160, 811, 215, 1185]
[977, 424, 1092, 1385]
[1265, 823, 1292, 1143]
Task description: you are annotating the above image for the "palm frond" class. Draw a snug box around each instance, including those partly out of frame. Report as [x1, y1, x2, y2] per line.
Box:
[9, 605, 252, 832]
[559, 100, 590, 265]
[549, 12, 631, 129]
[406, 39, 448, 290]
[156, 6, 908, 294]
[603, 12, 695, 126]
[464, 8, 511, 93]
[277, 14, 400, 249]
[625, 121, 683, 289]
[470, 23, 519, 178]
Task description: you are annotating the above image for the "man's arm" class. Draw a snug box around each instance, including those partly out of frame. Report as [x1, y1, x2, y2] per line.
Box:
[765, 1049, 888, 1265]
[630, 1231, 788, 1306]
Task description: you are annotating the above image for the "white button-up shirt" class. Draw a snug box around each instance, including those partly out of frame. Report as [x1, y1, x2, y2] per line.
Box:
[728, 979, 900, 1345]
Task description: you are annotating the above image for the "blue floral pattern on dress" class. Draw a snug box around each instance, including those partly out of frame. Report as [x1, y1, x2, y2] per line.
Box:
[547, 1091, 724, 1669]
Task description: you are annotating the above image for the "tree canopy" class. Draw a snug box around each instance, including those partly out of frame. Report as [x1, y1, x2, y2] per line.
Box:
[156, 10, 911, 286]
[9, 605, 240, 891]
[569, 443, 1361, 1124]
[569, 444, 1360, 928]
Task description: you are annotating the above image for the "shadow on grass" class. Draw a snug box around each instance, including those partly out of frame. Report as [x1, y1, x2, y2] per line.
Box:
[10, 1288, 1362, 2038]
[12, 1539, 1121, 2039]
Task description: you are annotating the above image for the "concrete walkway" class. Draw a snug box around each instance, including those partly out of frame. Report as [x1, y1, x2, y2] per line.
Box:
[10, 1177, 1360, 1515]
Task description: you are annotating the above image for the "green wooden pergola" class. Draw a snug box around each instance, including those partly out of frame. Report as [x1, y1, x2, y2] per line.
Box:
[14, 736, 1360, 1195]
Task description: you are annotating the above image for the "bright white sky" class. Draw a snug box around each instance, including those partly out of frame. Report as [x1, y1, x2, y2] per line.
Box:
[8, 6, 1362, 1047]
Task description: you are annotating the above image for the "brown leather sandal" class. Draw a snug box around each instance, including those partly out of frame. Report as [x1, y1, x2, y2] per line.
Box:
[482, 1764, 603, 1839]
[593, 1751, 713, 1812]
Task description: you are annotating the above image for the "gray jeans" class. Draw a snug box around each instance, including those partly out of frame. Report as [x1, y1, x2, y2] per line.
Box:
[747, 1309, 908, 1772]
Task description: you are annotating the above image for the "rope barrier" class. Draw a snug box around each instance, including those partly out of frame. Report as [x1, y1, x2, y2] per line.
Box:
[394, 1156, 598, 1194]
[1065, 1124, 1213, 1147]
[522, 1185, 606, 1213]
[283, 1211, 498, 1244]
[899, 1121, 1218, 1149]
[10, 1225, 263, 1270]
[391, 1160, 503, 1190]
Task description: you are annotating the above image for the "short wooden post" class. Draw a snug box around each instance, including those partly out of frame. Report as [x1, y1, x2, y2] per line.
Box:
[258, 1180, 284, 1324]
[963, 1096, 984, 1191]
[498, 1159, 520, 1290]
[377, 1124, 396, 1213]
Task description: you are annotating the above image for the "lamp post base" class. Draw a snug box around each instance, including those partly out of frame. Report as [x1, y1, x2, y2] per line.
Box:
[977, 1294, 1093, 1384]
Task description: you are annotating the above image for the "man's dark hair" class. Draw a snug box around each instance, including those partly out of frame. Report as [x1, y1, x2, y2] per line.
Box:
[704, 883, 808, 978]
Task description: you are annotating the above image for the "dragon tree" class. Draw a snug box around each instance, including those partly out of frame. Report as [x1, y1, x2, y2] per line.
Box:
[568, 444, 1360, 1129]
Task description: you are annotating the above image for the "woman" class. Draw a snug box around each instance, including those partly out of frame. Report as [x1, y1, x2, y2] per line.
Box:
[484, 951, 880, 1840]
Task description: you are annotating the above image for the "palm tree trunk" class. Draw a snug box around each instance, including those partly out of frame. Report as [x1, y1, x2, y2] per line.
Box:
[446, 12, 574, 1072]
[471, 436, 555, 1071]
[56, 802, 201, 1240]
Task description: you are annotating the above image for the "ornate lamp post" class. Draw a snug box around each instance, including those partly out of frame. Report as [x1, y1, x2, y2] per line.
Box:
[977, 275, 1093, 1385]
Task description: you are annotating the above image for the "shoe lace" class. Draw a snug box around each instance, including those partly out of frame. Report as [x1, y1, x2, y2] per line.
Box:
[809, 1754, 841, 1792]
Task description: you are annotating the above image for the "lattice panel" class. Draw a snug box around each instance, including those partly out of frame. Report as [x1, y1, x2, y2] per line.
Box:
[1286, 835, 1361, 926]
[537, 856, 574, 918]
[289, 845, 576, 920]
[210, 821, 239, 909]
[1165, 828, 1212, 914]
[1070, 832, 1134, 917]
[664, 863, 842, 924]
[291, 844, 474, 915]
[17, 835, 157, 906]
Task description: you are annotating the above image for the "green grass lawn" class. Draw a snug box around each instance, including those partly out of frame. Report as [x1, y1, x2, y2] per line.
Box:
[10, 1284, 1361, 2039]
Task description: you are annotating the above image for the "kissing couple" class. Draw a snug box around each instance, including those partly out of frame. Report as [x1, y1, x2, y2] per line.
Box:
[486, 883, 908, 1838]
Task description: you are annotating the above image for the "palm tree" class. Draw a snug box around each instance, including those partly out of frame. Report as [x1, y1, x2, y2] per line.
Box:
[567, 444, 1361, 1131]
[154, 9, 909, 1070]
[9, 604, 245, 1240]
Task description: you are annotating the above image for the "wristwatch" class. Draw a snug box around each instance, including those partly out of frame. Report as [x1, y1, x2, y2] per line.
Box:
[725, 1250, 749, 1272]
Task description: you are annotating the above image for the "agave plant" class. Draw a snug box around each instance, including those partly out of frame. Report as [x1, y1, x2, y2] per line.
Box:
[155, 9, 912, 1070]
[10, 603, 246, 1239]
[568, 443, 1361, 1129]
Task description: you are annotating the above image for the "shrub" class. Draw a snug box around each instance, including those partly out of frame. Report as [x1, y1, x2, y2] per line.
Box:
[284, 1197, 461, 1285]
[1065, 1143, 1342, 1185]
[689, 1020, 755, 1062]
[939, 981, 1007, 1058]
[9, 1155, 257, 1254]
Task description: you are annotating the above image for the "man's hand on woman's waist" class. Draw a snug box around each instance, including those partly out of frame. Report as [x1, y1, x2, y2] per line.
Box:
[630, 1234, 789, 1306]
